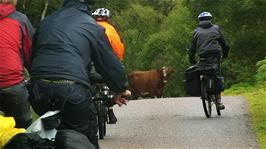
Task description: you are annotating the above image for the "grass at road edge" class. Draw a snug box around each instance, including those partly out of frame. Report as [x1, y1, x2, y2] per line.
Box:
[224, 83, 266, 149]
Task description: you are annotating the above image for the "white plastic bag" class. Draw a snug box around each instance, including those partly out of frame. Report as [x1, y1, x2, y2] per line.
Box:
[27, 111, 60, 140]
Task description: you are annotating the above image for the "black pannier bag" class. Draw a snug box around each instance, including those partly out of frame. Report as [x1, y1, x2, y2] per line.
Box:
[184, 65, 201, 96]
[207, 76, 224, 94]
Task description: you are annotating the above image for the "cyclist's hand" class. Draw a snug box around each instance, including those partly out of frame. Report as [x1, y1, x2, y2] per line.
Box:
[112, 90, 131, 107]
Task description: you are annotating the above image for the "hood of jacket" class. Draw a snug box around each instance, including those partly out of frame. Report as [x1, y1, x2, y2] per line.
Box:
[199, 20, 213, 28]
[63, 0, 92, 14]
[0, 3, 15, 19]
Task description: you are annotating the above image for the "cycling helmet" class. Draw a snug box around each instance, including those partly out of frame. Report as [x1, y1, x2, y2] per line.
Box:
[198, 12, 212, 21]
[92, 8, 111, 18]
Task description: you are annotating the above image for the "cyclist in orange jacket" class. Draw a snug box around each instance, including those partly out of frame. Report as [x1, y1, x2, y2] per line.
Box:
[92, 8, 125, 61]
[92, 8, 125, 124]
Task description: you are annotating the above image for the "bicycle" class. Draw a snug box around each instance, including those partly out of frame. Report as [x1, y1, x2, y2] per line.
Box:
[185, 58, 224, 118]
[92, 83, 114, 139]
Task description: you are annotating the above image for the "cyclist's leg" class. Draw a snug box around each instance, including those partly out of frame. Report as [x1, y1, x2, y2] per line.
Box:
[215, 57, 225, 110]
[215, 93, 225, 110]
[28, 80, 52, 116]
[0, 82, 32, 128]
[61, 84, 99, 149]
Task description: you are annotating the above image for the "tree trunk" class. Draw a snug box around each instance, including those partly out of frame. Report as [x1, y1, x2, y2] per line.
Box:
[41, 0, 50, 20]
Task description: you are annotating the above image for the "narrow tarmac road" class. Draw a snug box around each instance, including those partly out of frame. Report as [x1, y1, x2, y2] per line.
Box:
[99, 96, 258, 149]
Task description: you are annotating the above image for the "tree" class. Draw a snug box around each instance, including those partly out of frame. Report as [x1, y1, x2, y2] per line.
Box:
[140, 3, 194, 96]
[112, 3, 163, 72]
[41, 0, 50, 20]
[16, 0, 62, 26]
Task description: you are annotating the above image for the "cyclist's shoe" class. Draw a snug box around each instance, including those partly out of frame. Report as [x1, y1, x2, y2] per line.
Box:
[107, 109, 117, 124]
[217, 103, 225, 110]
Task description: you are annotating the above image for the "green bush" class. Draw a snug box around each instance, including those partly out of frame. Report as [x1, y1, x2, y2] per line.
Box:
[256, 57, 266, 85]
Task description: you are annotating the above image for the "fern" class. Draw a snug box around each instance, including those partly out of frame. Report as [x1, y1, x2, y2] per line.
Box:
[256, 57, 266, 85]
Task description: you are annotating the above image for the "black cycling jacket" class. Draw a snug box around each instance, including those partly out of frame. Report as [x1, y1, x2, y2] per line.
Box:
[189, 23, 230, 64]
[30, 1, 127, 93]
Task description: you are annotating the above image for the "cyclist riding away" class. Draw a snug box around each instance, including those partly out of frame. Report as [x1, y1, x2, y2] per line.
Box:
[29, 0, 130, 148]
[189, 12, 230, 110]
[92, 8, 126, 124]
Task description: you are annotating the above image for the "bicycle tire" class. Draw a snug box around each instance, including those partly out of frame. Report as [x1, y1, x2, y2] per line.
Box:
[201, 77, 212, 118]
[215, 96, 221, 116]
[97, 103, 105, 139]
[202, 98, 212, 118]
[101, 105, 107, 136]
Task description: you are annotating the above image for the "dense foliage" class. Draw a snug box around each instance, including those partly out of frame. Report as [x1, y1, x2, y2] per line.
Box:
[16, 0, 266, 96]
[256, 57, 266, 85]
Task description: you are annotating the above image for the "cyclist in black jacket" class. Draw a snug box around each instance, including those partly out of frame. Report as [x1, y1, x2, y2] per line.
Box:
[29, 0, 130, 148]
[189, 12, 230, 110]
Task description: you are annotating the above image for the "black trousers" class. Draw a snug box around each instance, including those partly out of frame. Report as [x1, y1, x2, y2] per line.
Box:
[0, 81, 32, 128]
[29, 80, 99, 148]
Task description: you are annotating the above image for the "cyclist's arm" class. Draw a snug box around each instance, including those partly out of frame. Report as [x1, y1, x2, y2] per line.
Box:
[189, 30, 197, 64]
[217, 28, 230, 59]
[21, 14, 35, 71]
[91, 27, 128, 94]
[104, 23, 125, 61]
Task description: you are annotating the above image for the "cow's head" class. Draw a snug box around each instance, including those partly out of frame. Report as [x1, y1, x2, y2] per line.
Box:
[159, 66, 175, 84]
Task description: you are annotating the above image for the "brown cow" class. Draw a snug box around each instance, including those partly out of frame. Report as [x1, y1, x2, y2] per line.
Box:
[128, 66, 175, 99]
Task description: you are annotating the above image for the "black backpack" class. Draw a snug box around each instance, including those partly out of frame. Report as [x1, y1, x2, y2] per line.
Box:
[55, 129, 95, 149]
[3, 133, 55, 149]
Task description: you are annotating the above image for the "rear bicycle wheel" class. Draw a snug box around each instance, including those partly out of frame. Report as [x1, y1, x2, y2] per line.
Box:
[201, 78, 212, 118]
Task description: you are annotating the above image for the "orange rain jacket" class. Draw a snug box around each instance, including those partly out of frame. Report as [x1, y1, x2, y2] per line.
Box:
[96, 21, 125, 61]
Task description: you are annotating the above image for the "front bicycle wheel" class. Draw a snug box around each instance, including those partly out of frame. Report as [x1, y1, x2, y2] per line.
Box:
[97, 103, 106, 139]
[101, 105, 107, 136]
[201, 78, 212, 118]
[202, 97, 212, 118]
[215, 95, 221, 116]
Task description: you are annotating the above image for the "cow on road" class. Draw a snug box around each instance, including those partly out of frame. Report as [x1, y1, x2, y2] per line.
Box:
[128, 67, 175, 99]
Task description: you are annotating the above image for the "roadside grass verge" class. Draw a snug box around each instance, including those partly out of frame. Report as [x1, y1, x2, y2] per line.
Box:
[224, 83, 266, 149]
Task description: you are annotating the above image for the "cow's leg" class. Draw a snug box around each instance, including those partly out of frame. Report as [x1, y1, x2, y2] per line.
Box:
[149, 91, 156, 99]
[131, 92, 139, 100]
[156, 89, 164, 98]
